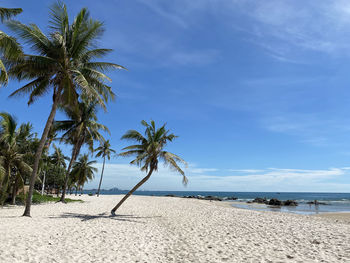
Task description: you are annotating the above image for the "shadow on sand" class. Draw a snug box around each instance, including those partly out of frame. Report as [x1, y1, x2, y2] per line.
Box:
[48, 212, 161, 223]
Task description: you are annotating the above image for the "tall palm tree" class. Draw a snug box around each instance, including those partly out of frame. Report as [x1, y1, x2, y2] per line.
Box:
[111, 120, 188, 215]
[95, 139, 115, 197]
[70, 154, 96, 194]
[7, 2, 124, 216]
[0, 6, 23, 86]
[0, 112, 32, 205]
[55, 98, 108, 202]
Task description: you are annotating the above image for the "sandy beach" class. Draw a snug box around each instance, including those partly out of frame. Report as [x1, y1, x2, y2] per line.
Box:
[1, 195, 350, 263]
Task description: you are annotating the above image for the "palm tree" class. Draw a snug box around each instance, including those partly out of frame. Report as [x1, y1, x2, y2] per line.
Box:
[95, 140, 115, 197]
[43, 144, 69, 195]
[6, 2, 124, 216]
[0, 6, 23, 86]
[0, 112, 32, 205]
[111, 120, 188, 215]
[50, 144, 69, 168]
[70, 154, 96, 195]
[55, 98, 108, 202]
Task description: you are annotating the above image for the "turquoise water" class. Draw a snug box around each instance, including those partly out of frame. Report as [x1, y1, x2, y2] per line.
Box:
[88, 190, 350, 214]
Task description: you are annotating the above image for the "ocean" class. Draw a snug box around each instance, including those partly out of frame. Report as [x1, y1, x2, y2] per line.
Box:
[87, 190, 350, 215]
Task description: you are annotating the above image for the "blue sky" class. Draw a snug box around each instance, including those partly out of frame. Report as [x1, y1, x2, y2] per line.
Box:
[1, 0, 350, 192]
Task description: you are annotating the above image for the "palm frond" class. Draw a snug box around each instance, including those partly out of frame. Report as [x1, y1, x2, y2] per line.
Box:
[0, 7, 22, 22]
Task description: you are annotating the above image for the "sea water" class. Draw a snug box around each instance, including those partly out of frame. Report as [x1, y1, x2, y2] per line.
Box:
[88, 190, 350, 215]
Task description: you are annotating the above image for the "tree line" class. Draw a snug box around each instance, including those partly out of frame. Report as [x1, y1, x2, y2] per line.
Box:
[0, 2, 187, 217]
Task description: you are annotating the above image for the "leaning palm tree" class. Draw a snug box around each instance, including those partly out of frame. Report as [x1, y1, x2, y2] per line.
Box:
[70, 154, 96, 195]
[111, 120, 188, 215]
[55, 98, 108, 202]
[6, 2, 124, 216]
[95, 139, 115, 197]
[0, 6, 23, 86]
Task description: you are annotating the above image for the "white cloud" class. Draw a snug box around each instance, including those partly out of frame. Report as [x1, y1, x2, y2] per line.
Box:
[85, 163, 350, 192]
[228, 169, 264, 173]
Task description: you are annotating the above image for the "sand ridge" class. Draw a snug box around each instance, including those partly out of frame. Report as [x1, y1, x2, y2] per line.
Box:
[0, 195, 349, 262]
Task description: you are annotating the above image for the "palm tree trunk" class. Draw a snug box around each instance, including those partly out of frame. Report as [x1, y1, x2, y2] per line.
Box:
[111, 168, 154, 215]
[60, 139, 82, 202]
[96, 156, 105, 197]
[11, 179, 17, 205]
[41, 170, 46, 195]
[0, 166, 11, 206]
[23, 88, 62, 217]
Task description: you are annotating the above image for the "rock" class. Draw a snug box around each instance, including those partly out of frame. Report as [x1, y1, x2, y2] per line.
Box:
[252, 197, 268, 204]
[268, 198, 282, 206]
[223, 196, 238, 201]
[283, 200, 298, 206]
[182, 195, 223, 201]
[165, 194, 177, 197]
[204, 195, 223, 201]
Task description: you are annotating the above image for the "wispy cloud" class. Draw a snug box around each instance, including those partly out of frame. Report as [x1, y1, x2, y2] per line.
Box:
[135, 0, 350, 61]
[228, 169, 264, 173]
[137, 0, 188, 28]
[86, 163, 350, 192]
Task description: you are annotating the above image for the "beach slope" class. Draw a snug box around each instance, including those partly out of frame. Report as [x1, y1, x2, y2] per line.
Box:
[0, 195, 349, 262]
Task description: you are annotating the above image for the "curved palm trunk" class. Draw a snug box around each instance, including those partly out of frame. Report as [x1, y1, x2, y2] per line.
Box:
[60, 138, 83, 202]
[23, 89, 62, 217]
[111, 168, 154, 215]
[96, 156, 105, 197]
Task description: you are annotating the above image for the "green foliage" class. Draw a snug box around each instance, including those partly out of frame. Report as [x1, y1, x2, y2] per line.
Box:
[0, 112, 32, 205]
[70, 154, 96, 189]
[7, 1, 124, 108]
[0, 6, 23, 86]
[55, 98, 109, 153]
[0, 7, 22, 22]
[120, 120, 188, 185]
[16, 191, 82, 204]
[95, 139, 116, 160]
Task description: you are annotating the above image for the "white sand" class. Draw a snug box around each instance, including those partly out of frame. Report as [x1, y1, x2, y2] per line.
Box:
[1, 195, 350, 263]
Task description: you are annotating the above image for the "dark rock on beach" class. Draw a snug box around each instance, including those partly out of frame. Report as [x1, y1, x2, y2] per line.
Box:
[182, 195, 224, 201]
[251, 197, 298, 206]
[205, 196, 224, 201]
[223, 196, 238, 201]
[252, 197, 268, 204]
[269, 198, 282, 206]
[283, 200, 298, 206]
